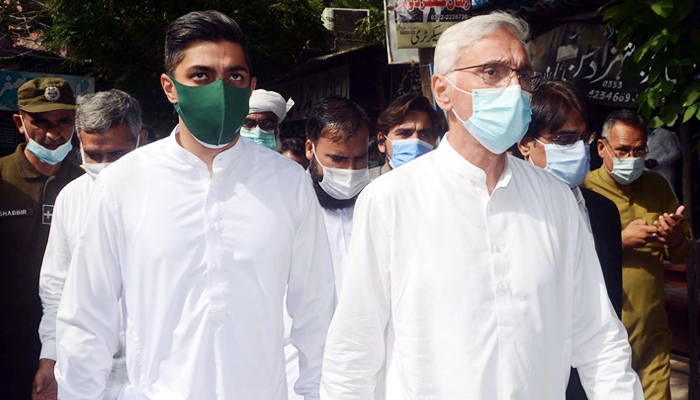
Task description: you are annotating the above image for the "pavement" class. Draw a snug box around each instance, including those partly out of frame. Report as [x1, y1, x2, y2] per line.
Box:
[671, 357, 690, 400]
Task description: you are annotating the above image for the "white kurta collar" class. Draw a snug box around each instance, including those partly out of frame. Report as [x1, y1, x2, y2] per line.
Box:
[435, 131, 513, 192]
[165, 124, 247, 172]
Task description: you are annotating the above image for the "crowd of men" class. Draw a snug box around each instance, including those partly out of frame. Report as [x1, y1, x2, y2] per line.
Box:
[0, 8, 691, 400]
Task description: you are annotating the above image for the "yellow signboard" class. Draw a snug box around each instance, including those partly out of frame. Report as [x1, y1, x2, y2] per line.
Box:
[396, 22, 456, 48]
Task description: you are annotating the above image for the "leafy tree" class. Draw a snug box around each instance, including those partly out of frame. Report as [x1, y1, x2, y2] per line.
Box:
[40, 0, 331, 135]
[601, 0, 700, 128]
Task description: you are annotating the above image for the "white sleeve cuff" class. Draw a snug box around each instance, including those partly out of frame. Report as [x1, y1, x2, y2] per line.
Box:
[40, 339, 57, 361]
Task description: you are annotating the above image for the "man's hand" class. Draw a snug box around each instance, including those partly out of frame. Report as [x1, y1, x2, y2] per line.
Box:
[645, 159, 659, 169]
[654, 205, 686, 248]
[622, 219, 658, 249]
[32, 359, 57, 400]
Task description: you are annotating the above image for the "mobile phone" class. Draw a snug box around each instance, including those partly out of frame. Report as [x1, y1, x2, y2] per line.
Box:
[669, 213, 684, 222]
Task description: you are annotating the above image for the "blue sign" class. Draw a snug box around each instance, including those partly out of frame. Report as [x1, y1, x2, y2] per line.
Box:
[0, 70, 95, 111]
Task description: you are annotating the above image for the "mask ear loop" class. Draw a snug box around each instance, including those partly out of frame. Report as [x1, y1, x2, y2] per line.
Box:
[444, 76, 473, 124]
[601, 141, 616, 175]
[382, 134, 394, 167]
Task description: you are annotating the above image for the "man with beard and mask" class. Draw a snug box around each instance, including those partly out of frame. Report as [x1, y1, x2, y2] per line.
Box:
[0, 77, 83, 400]
[54, 11, 334, 399]
[321, 12, 642, 399]
[304, 97, 371, 292]
[240, 89, 294, 150]
[582, 109, 691, 400]
[34, 90, 146, 400]
[282, 97, 370, 400]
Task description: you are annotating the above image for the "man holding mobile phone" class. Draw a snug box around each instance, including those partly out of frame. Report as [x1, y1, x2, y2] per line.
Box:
[582, 109, 692, 400]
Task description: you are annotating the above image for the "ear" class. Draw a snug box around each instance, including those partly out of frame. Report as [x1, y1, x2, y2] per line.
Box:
[161, 74, 178, 104]
[518, 136, 533, 160]
[12, 113, 24, 134]
[138, 129, 149, 146]
[377, 132, 386, 154]
[305, 138, 314, 161]
[432, 73, 451, 112]
[597, 138, 606, 159]
[249, 76, 257, 93]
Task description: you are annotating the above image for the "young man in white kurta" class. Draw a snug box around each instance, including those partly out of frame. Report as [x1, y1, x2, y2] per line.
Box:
[321, 12, 642, 400]
[56, 130, 334, 399]
[55, 11, 335, 400]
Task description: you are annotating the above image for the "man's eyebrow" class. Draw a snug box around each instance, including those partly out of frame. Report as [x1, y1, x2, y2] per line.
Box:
[227, 65, 249, 73]
[481, 58, 532, 70]
[354, 151, 368, 159]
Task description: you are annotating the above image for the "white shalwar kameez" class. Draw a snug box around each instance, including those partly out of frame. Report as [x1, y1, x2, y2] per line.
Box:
[55, 128, 335, 400]
[286, 205, 353, 400]
[321, 136, 643, 400]
[39, 173, 127, 399]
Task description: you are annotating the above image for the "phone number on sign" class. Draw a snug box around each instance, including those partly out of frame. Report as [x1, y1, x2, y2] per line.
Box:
[587, 90, 635, 103]
[429, 14, 469, 21]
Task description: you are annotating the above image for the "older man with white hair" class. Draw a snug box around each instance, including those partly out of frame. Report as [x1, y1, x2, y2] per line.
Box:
[240, 89, 294, 150]
[35, 89, 146, 400]
[320, 11, 643, 400]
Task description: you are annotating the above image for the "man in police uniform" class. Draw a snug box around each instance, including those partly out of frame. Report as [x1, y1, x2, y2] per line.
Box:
[0, 77, 82, 399]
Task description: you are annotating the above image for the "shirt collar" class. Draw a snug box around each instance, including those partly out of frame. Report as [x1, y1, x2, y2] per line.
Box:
[572, 186, 587, 208]
[595, 164, 638, 195]
[435, 132, 513, 190]
[165, 124, 247, 169]
[14, 144, 42, 178]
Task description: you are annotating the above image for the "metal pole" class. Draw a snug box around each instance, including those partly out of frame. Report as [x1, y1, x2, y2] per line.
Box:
[688, 240, 699, 400]
[680, 123, 698, 398]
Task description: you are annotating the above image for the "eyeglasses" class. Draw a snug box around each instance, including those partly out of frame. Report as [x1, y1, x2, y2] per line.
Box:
[603, 138, 648, 158]
[242, 118, 277, 131]
[452, 63, 542, 92]
[538, 131, 596, 147]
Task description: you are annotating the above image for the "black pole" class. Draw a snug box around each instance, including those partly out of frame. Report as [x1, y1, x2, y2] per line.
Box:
[688, 240, 699, 400]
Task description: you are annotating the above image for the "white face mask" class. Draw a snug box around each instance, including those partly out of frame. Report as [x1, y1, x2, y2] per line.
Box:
[313, 146, 370, 200]
[81, 136, 140, 179]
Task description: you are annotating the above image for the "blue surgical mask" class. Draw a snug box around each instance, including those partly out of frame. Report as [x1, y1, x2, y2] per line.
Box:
[604, 146, 645, 184]
[21, 116, 72, 165]
[240, 126, 277, 150]
[386, 137, 434, 169]
[535, 139, 590, 188]
[446, 78, 532, 155]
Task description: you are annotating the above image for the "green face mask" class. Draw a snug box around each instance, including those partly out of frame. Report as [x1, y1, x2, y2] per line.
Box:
[170, 76, 251, 148]
[240, 127, 277, 150]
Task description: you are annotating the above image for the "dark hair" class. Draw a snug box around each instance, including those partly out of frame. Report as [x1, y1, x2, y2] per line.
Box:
[280, 137, 305, 158]
[305, 97, 371, 143]
[165, 10, 251, 76]
[525, 80, 589, 139]
[602, 109, 647, 141]
[377, 94, 443, 138]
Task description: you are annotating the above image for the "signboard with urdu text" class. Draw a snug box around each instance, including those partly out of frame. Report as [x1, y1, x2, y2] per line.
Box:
[527, 23, 647, 107]
[386, 0, 492, 49]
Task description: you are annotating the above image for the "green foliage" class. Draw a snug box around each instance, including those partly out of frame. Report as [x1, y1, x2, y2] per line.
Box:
[40, 0, 330, 134]
[601, 0, 700, 129]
